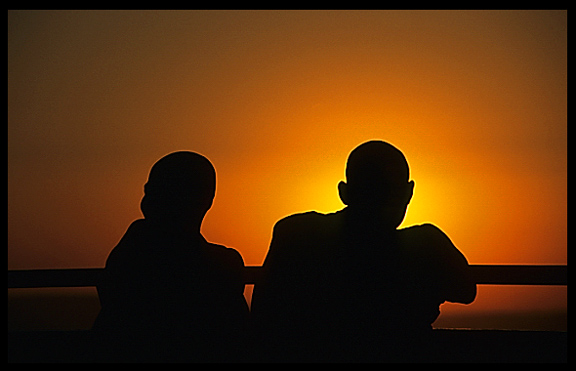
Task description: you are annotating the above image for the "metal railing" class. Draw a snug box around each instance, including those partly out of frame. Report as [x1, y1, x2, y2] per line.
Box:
[7, 265, 567, 362]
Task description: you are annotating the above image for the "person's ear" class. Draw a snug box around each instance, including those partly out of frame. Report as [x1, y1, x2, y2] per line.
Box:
[338, 181, 350, 205]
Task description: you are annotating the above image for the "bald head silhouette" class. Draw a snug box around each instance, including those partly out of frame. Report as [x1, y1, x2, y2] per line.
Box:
[338, 141, 414, 229]
[140, 151, 216, 226]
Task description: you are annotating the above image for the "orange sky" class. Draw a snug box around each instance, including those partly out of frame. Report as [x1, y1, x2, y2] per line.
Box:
[8, 10, 566, 320]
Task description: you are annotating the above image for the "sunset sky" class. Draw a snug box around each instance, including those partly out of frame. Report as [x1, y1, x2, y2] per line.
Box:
[8, 10, 566, 324]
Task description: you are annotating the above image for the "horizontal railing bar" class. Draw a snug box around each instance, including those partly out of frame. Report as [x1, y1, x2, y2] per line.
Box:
[7, 268, 103, 289]
[470, 265, 567, 286]
[7, 265, 567, 289]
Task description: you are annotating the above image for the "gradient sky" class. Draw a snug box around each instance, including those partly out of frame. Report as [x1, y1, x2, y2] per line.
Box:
[8, 10, 567, 318]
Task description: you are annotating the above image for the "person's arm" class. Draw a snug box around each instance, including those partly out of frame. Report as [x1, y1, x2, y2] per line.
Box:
[422, 224, 477, 304]
[223, 246, 251, 315]
[251, 216, 296, 316]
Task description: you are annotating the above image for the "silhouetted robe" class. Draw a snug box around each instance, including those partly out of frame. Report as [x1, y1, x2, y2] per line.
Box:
[251, 209, 475, 362]
[94, 219, 249, 362]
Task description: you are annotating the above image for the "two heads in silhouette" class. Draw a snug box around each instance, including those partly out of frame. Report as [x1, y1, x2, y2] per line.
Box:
[141, 140, 414, 234]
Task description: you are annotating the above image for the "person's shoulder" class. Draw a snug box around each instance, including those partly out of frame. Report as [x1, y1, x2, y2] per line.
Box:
[398, 223, 455, 251]
[399, 223, 470, 261]
[109, 219, 148, 250]
[205, 241, 245, 268]
[104, 219, 150, 270]
[401, 223, 450, 240]
[272, 211, 335, 239]
[275, 211, 329, 229]
[123, 218, 148, 235]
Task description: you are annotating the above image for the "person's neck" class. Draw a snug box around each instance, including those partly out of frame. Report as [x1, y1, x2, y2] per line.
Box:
[343, 206, 398, 235]
[147, 215, 204, 238]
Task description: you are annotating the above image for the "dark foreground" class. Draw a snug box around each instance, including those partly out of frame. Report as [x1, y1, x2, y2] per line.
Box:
[8, 329, 567, 363]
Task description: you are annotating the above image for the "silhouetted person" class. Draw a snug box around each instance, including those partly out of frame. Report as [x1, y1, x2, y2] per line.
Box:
[251, 140, 476, 362]
[93, 151, 249, 362]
